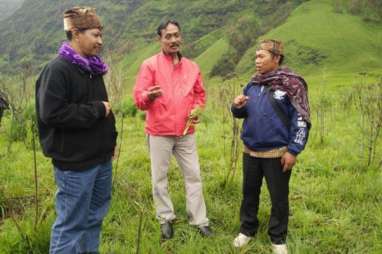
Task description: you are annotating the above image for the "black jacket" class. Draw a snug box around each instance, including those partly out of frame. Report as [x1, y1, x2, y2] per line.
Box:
[35, 57, 117, 170]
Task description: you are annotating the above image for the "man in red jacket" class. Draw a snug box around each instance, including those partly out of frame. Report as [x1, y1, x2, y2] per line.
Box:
[133, 20, 212, 240]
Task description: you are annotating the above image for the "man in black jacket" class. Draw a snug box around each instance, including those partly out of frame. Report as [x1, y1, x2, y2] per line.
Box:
[35, 7, 117, 254]
[0, 91, 9, 124]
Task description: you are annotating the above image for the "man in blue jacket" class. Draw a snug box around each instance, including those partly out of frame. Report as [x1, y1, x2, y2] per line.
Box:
[231, 39, 310, 254]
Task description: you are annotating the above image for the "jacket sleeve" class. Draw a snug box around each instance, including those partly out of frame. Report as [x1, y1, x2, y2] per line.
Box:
[37, 65, 106, 129]
[231, 84, 249, 118]
[231, 105, 248, 118]
[133, 61, 155, 110]
[287, 110, 309, 155]
[192, 71, 206, 108]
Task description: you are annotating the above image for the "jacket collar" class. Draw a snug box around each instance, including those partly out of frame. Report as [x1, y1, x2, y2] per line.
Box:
[160, 51, 183, 65]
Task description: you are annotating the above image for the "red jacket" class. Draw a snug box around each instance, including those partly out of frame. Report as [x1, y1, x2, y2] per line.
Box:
[133, 52, 206, 136]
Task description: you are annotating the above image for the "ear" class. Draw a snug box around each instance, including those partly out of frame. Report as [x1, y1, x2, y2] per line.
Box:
[273, 54, 281, 64]
[71, 29, 81, 40]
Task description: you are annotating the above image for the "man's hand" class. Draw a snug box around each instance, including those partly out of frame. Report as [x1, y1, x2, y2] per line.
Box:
[112, 146, 118, 160]
[102, 101, 111, 117]
[281, 152, 296, 172]
[147, 85, 163, 101]
[190, 116, 200, 125]
[189, 107, 202, 125]
[233, 95, 249, 108]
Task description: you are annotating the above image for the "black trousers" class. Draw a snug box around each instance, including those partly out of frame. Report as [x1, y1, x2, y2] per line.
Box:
[240, 153, 291, 244]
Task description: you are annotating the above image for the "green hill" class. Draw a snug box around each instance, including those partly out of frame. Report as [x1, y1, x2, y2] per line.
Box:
[0, 0, 381, 83]
[195, 38, 231, 77]
[0, 0, 298, 76]
[236, 0, 382, 78]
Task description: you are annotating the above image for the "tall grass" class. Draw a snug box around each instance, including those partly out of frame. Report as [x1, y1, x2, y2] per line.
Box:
[0, 73, 381, 253]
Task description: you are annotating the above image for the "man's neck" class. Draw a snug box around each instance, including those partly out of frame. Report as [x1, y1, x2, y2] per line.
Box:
[259, 66, 280, 75]
[172, 54, 179, 65]
[70, 41, 85, 57]
[163, 50, 180, 64]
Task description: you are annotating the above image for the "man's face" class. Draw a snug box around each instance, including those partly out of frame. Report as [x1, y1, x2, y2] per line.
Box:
[159, 23, 182, 55]
[255, 49, 279, 74]
[76, 28, 103, 56]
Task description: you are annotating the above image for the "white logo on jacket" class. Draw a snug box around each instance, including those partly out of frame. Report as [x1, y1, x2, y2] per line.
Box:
[294, 129, 306, 145]
[273, 90, 287, 100]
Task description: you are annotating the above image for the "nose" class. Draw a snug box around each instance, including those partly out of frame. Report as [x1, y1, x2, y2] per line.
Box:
[97, 36, 103, 46]
[170, 36, 177, 43]
[255, 58, 261, 64]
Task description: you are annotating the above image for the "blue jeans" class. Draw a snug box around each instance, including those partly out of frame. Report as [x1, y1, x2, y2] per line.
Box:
[50, 160, 112, 254]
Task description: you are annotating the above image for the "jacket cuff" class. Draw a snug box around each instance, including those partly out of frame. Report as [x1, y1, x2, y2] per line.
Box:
[231, 104, 246, 115]
[287, 145, 300, 156]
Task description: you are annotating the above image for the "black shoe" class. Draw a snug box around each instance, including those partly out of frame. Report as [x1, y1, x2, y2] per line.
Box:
[160, 222, 174, 240]
[198, 225, 213, 237]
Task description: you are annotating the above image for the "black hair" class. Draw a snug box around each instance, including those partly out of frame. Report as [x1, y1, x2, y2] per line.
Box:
[156, 19, 181, 37]
[267, 52, 284, 65]
[65, 30, 73, 40]
[65, 28, 89, 41]
[278, 55, 284, 65]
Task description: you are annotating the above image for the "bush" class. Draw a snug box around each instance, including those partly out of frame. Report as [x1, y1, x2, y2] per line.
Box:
[113, 97, 138, 118]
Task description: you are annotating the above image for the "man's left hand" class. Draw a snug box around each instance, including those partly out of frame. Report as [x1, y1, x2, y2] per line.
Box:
[112, 146, 118, 160]
[190, 115, 200, 125]
[281, 152, 296, 172]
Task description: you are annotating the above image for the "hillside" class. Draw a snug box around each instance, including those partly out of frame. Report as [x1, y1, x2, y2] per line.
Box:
[236, 0, 382, 78]
[1, 0, 381, 83]
[0, 0, 300, 76]
[118, 0, 382, 88]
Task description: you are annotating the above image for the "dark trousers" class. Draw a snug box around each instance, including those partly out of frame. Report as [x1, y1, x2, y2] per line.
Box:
[240, 153, 291, 244]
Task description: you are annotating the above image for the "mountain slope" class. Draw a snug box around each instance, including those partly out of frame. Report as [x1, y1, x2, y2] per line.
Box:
[1, 0, 381, 83]
[0, 0, 300, 75]
[236, 0, 382, 77]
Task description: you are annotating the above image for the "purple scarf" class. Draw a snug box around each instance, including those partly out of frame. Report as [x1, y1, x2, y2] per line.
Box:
[252, 67, 311, 123]
[58, 42, 108, 75]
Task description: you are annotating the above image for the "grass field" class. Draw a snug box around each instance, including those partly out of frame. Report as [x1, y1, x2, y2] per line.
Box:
[0, 72, 381, 253]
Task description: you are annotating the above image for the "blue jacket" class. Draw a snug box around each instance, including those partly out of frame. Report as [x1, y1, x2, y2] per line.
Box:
[231, 82, 309, 155]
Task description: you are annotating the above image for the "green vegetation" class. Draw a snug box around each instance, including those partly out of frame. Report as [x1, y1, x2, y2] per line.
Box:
[237, 0, 382, 78]
[0, 0, 299, 76]
[334, 0, 382, 22]
[1, 0, 382, 253]
[0, 74, 381, 253]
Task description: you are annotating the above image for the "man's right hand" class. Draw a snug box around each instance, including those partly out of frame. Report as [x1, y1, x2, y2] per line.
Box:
[233, 95, 249, 108]
[102, 101, 111, 117]
[147, 85, 163, 101]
